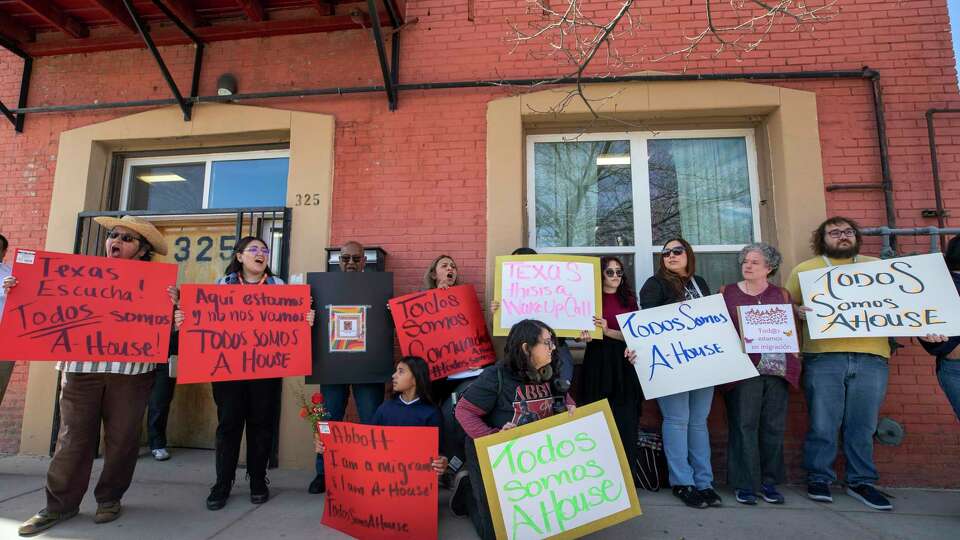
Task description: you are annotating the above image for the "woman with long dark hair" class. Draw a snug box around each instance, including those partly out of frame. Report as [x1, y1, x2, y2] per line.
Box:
[639, 238, 720, 509]
[581, 256, 643, 480]
[175, 235, 314, 511]
[453, 319, 575, 539]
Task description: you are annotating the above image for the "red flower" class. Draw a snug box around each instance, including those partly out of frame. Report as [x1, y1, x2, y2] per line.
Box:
[299, 406, 308, 418]
[311, 392, 324, 405]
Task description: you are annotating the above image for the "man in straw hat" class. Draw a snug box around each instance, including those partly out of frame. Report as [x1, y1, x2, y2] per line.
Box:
[7, 215, 174, 536]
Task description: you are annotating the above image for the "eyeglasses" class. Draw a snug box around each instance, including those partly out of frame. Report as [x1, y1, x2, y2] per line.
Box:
[538, 338, 556, 349]
[243, 247, 271, 256]
[341, 255, 364, 263]
[662, 246, 686, 257]
[826, 229, 856, 239]
[107, 230, 142, 244]
[604, 269, 623, 277]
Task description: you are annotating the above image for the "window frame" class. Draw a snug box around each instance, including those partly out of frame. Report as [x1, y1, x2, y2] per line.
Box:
[119, 148, 291, 211]
[526, 128, 762, 288]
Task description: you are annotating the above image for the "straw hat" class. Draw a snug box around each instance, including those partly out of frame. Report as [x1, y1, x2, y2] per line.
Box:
[92, 215, 168, 256]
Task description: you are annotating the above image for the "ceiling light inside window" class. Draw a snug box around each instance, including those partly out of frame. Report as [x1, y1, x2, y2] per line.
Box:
[596, 154, 630, 166]
[138, 173, 187, 183]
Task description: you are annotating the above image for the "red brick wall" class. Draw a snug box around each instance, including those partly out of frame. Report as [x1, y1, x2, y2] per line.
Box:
[1, 1, 958, 485]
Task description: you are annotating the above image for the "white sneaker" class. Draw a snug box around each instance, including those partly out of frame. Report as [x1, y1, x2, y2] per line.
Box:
[152, 448, 170, 461]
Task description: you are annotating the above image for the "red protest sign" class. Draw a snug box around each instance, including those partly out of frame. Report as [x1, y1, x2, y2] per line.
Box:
[0, 249, 177, 362]
[389, 284, 496, 380]
[320, 422, 439, 540]
[177, 284, 312, 383]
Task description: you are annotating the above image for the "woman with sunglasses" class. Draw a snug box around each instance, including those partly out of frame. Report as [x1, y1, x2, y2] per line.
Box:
[582, 256, 643, 481]
[175, 236, 314, 511]
[638, 238, 720, 509]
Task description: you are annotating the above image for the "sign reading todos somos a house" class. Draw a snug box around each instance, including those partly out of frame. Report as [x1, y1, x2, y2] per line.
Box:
[475, 400, 641, 540]
[798, 253, 960, 339]
[616, 294, 758, 400]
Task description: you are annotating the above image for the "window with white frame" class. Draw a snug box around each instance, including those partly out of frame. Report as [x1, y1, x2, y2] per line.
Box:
[527, 129, 762, 293]
[120, 149, 290, 212]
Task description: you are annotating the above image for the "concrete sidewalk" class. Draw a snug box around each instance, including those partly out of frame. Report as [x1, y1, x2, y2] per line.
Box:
[0, 449, 957, 539]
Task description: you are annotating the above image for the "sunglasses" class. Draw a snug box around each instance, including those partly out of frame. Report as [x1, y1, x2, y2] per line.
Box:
[826, 229, 856, 239]
[243, 247, 271, 256]
[341, 255, 364, 263]
[604, 269, 623, 277]
[662, 247, 686, 257]
[106, 230, 142, 244]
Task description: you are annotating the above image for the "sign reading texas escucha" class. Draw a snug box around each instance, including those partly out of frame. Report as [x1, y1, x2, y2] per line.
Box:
[0, 249, 177, 363]
[493, 255, 602, 339]
[798, 253, 960, 339]
[475, 400, 641, 540]
[617, 294, 758, 400]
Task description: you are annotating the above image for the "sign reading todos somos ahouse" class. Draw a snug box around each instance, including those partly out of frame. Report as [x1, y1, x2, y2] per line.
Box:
[475, 400, 641, 540]
[798, 253, 960, 339]
[616, 294, 758, 400]
[493, 255, 602, 339]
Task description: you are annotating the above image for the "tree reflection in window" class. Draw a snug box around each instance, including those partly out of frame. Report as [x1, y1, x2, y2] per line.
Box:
[534, 140, 633, 248]
[649, 138, 754, 245]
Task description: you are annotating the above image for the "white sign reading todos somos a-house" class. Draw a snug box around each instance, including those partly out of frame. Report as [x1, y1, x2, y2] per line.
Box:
[616, 294, 758, 400]
[798, 253, 960, 339]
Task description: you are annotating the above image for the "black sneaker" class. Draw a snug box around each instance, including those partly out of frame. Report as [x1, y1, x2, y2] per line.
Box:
[672, 485, 708, 509]
[846, 484, 892, 511]
[807, 482, 833, 503]
[250, 476, 270, 504]
[206, 482, 231, 511]
[450, 470, 470, 517]
[698, 487, 723, 507]
[308, 474, 326, 494]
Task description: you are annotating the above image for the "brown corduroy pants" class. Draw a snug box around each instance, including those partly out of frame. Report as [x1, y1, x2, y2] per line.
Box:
[45, 371, 154, 512]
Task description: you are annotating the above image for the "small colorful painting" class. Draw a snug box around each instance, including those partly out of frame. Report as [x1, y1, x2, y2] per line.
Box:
[328, 305, 367, 352]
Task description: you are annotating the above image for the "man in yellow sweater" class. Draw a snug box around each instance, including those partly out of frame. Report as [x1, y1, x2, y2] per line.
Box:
[784, 216, 892, 511]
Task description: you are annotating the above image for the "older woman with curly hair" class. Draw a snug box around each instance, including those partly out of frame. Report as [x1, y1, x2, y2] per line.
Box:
[720, 242, 800, 506]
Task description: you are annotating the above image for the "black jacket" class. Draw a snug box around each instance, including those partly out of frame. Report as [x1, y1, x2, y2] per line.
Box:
[639, 273, 711, 309]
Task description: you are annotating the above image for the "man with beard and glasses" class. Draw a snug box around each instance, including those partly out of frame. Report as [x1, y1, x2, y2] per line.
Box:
[784, 216, 893, 511]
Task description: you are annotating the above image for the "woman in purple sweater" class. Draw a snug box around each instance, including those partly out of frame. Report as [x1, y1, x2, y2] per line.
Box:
[720, 242, 800, 506]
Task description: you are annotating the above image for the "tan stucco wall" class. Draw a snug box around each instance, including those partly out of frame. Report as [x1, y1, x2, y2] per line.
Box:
[19, 104, 334, 469]
[485, 79, 828, 302]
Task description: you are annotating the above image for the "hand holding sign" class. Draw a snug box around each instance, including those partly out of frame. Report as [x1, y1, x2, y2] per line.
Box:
[617, 294, 758, 399]
[798, 253, 960, 338]
[0, 249, 177, 362]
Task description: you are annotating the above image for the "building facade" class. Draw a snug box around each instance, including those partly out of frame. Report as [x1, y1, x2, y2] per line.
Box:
[0, 0, 958, 487]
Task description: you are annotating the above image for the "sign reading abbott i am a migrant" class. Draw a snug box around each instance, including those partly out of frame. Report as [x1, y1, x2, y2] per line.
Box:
[493, 255, 602, 339]
[0, 249, 177, 362]
[617, 294, 758, 400]
[798, 253, 960, 339]
[475, 400, 641, 540]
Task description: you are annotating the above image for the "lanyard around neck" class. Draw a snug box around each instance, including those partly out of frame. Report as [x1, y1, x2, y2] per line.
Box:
[821, 255, 857, 267]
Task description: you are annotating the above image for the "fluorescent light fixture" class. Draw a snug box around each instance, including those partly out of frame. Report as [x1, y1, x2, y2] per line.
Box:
[596, 154, 630, 166]
[137, 173, 187, 183]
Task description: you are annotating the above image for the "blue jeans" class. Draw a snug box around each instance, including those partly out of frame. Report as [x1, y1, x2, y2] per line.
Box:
[938, 359, 960, 420]
[314, 382, 385, 475]
[802, 352, 888, 486]
[657, 386, 715, 489]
